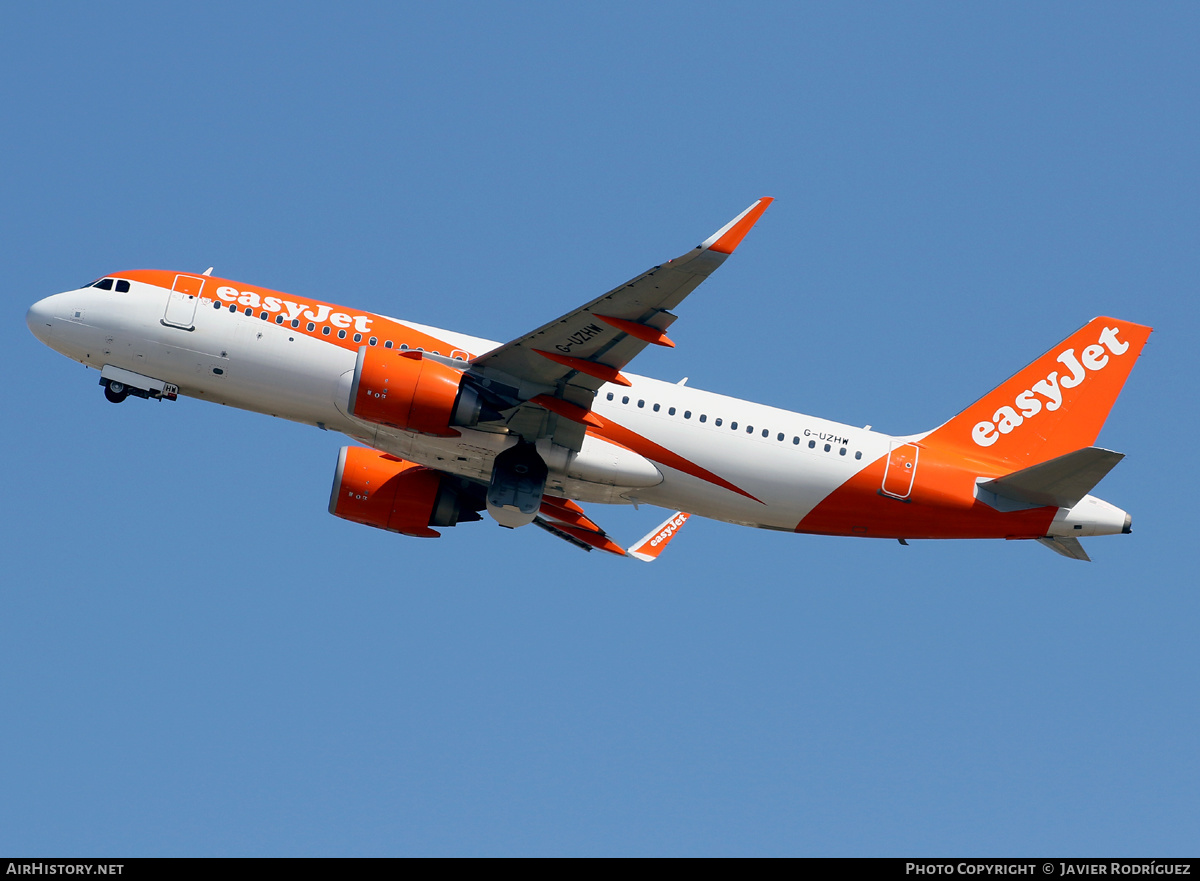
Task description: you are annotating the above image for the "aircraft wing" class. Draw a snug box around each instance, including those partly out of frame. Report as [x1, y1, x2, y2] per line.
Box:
[534, 496, 691, 561]
[468, 198, 772, 450]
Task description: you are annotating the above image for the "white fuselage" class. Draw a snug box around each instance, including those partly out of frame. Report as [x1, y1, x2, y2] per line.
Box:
[25, 277, 1130, 541]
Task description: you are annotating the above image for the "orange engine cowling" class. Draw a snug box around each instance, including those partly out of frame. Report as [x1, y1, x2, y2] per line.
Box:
[348, 347, 489, 437]
[328, 446, 477, 538]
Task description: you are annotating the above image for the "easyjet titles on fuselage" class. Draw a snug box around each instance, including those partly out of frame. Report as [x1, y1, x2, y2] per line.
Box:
[215, 286, 375, 335]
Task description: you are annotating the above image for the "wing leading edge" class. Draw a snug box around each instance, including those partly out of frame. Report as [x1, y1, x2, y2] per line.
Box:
[468, 198, 773, 450]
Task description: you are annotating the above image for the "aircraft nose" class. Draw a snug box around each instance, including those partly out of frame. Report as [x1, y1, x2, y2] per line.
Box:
[26, 296, 54, 343]
[27, 292, 75, 347]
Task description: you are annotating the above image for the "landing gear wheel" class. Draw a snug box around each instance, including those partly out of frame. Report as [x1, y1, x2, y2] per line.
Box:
[104, 380, 128, 404]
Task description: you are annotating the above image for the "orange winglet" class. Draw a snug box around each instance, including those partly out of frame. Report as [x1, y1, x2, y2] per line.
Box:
[628, 512, 691, 562]
[593, 315, 675, 348]
[533, 350, 632, 387]
[702, 197, 774, 255]
[530, 394, 606, 428]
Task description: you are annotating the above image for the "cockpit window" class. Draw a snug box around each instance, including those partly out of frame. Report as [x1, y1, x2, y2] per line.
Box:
[90, 277, 130, 292]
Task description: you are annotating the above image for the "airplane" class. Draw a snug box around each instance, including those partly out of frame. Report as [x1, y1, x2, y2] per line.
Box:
[25, 198, 1151, 562]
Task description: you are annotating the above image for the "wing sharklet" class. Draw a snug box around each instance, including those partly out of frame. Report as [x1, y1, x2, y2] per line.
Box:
[701, 197, 774, 254]
[628, 512, 691, 562]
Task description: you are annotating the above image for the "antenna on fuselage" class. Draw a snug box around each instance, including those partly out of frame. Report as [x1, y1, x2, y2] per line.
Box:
[202, 267, 213, 276]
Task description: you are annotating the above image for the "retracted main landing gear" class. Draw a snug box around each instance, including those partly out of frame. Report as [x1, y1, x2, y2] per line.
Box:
[486, 442, 548, 529]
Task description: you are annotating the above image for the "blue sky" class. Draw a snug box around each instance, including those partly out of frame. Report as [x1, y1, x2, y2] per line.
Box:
[3, 2, 1198, 856]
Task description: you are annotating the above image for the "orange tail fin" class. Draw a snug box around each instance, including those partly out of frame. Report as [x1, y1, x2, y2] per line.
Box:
[924, 317, 1152, 468]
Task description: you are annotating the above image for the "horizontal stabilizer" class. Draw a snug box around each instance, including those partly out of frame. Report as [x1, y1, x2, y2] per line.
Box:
[977, 447, 1124, 511]
[1036, 535, 1092, 562]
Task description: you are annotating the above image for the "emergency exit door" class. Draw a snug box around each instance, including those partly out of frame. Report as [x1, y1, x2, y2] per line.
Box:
[162, 274, 205, 330]
[881, 443, 919, 500]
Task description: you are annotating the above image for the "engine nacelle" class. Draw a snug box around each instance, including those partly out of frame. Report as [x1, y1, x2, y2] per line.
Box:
[348, 347, 489, 437]
[328, 446, 477, 537]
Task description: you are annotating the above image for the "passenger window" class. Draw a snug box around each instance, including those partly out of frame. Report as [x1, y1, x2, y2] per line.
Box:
[746, 426, 753, 434]
[809, 440, 816, 449]
[292, 319, 300, 328]
[824, 443, 831, 452]
[622, 396, 630, 404]
[230, 305, 238, 313]
[307, 322, 315, 331]
[369, 337, 378, 346]
[400, 344, 409, 350]
[653, 403, 660, 412]
[606, 392, 614, 401]
[338, 330, 347, 339]
[245, 307, 253, 316]
[731, 422, 737, 430]
[762, 429, 768, 438]
[275, 315, 284, 323]
[260, 312, 268, 320]
[699, 414, 706, 423]
[839, 448, 847, 456]
[96, 278, 114, 290]
[777, 433, 784, 441]
[115, 280, 130, 293]
[669, 407, 676, 416]
[792, 437, 799, 445]
[323, 327, 331, 336]
[354, 333, 362, 343]
[638, 400, 644, 408]
[855, 451, 863, 460]
[213, 301, 221, 310]
[715, 418, 722, 426]
[384, 340, 392, 348]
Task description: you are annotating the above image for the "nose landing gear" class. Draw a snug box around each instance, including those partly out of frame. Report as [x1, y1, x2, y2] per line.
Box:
[97, 365, 179, 403]
[104, 380, 128, 404]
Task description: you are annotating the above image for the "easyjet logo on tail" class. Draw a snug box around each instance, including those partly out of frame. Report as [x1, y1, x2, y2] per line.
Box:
[972, 326, 1129, 447]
